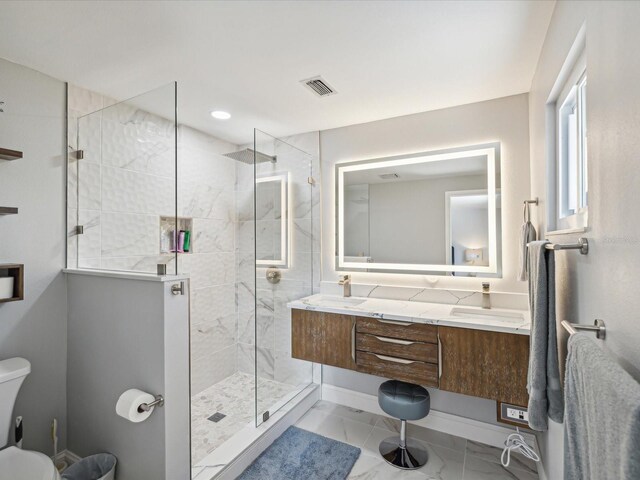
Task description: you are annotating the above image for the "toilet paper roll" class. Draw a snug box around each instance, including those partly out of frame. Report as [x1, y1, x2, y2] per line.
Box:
[116, 389, 156, 423]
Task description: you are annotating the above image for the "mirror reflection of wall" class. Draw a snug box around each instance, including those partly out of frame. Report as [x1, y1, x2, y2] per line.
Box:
[337, 143, 501, 276]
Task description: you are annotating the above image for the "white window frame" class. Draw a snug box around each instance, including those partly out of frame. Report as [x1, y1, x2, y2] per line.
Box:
[555, 51, 587, 230]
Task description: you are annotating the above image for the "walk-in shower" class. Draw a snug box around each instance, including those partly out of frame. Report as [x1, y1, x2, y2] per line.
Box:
[67, 83, 318, 478]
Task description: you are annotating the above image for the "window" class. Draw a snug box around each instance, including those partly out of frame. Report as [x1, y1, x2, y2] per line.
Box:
[554, 52, 587, 230]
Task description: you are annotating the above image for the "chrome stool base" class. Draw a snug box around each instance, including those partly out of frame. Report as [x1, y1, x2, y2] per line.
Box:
[379, 435, 428, 470]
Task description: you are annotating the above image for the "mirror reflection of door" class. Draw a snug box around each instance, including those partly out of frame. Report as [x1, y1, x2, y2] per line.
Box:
[445, 190, 501, 277]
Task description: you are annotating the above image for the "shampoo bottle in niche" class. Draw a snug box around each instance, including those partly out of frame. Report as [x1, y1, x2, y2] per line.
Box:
[177, 230, 185, 253]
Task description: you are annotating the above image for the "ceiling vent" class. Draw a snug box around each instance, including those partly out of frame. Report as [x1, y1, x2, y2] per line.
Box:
[379, 173, 399, 180]
[301, 76, 337, 97]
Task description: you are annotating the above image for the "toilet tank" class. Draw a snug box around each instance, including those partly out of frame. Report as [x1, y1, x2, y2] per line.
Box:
[0, 358, 30, 448]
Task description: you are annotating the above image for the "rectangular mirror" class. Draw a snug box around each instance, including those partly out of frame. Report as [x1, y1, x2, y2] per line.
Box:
[256, 173, 291, 267]
[336, 143, 501, 276]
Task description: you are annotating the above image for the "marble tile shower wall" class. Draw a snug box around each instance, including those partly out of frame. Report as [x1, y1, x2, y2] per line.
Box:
[235, 132, 321, 390]
[67, 85, 239, 395]
[68, 85, 321, 398]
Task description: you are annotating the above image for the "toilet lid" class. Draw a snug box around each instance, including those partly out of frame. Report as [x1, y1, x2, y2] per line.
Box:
[0, 446, 58, 480]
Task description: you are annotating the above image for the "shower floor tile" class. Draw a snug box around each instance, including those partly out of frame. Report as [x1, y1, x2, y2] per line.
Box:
[191, 372, 299, 464]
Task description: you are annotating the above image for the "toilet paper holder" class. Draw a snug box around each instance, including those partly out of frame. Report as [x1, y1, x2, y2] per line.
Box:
[137, 394, 164, 413]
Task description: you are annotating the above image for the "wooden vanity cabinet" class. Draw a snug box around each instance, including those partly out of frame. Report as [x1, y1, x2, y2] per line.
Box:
[291, 310, 357, 370]
[291, 309, 530, 406]
[438, 326, 529, 406]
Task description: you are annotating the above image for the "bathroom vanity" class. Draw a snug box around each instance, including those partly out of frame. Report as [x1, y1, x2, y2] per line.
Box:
[289, 295, 530, 407]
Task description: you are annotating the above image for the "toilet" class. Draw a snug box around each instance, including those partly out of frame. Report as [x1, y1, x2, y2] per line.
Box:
[0, 357, 61, 480]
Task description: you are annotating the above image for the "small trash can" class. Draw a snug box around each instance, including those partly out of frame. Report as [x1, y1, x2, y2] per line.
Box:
[61, 453, 117, 480]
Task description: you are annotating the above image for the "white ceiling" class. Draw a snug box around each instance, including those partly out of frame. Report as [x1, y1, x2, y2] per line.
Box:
[0, 1, 554, 145]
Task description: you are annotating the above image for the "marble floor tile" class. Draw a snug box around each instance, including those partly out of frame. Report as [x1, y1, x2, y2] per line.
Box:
[347, 454, 428, 480]
[292, 401, 538, 480]
[463, 455, 538, 480]
[312, 400, 382, 426]
[465, 440, 538, 474]
[362, 427, 465, 480]
[375, 417, 467, 452]
[296, 409, 375, 447]
[191, 372, 299, 464]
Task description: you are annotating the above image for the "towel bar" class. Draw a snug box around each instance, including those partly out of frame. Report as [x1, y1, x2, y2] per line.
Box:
[561, 319, 606, 339]
[527, 238, 589, 255]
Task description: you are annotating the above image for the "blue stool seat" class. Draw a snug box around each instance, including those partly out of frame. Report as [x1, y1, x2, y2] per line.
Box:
[378, 380, 430, 421]
[377, 380, 430, 470]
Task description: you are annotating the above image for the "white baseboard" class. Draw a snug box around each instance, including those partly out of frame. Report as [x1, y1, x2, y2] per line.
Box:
[322, 383, 545, 477]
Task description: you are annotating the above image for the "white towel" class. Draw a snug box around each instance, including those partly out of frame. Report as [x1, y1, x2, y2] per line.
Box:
[518, 221, 537, 281]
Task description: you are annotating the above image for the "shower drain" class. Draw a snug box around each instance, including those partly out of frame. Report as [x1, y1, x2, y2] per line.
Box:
[208, 412, 226, 423]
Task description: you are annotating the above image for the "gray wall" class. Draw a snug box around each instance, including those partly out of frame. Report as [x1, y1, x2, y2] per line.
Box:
[66, 272, 190, 480]
[0, 58, 68, 453]
[529, 1, 640, 476]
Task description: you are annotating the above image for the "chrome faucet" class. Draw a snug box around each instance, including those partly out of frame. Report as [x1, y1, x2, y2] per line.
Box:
[339, 275, 352, 297]
[481, 282, 491, 309]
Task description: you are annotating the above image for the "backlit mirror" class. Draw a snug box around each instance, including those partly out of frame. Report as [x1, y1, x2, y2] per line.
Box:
[336, 143, 501, 276]
[256, 173, 291, 267]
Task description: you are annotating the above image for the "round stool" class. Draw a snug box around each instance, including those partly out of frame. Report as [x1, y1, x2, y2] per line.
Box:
[378, 380, 430, 470]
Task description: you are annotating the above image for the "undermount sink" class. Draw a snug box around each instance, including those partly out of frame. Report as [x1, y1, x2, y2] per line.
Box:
[450, 307, 524, 324]
[311, 295, 366, 308]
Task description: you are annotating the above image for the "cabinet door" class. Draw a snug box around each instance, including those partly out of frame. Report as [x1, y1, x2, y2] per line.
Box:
[438, 326, 529, 406]
[323, 313, 357, 370]
[291, 309, 324, 363]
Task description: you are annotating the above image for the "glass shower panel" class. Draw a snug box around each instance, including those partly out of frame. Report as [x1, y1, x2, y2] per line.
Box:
[75, 82, 177, 273]
[253, 129, 314, 426]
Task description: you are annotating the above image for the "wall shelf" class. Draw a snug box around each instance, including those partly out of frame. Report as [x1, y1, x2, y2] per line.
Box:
[0, 148, 23, 161]
[0, 264, 24, 303]
[0, 207, 19, 215]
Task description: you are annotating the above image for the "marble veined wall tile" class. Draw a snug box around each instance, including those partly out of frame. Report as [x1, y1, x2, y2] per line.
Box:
[191, 344, 237, 395]
[179, 184, 235, 221]
[66, 208, 78, 269]
[77, 209, 101, 260]
[191, 284, 236, 326]
[237, 342, 274, 381]
[101, 104, 175, 178]
[191, 313, 237, 358]
[77, 111, 102, 165]
[101, 212, 159, 257]
[179, 252, 235, 288]
[101, 166, 175, 217]
[68, 84, 104, 115]
[77, 161, 101, 210]
[100, 254, 175, 274]
[192, 218, 235, 254]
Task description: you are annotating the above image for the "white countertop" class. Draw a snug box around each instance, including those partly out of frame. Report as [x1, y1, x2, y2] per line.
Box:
[288, 294, 530, 335]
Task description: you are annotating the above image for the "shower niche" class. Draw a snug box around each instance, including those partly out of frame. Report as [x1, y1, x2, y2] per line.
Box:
[160, 216, 193, 254]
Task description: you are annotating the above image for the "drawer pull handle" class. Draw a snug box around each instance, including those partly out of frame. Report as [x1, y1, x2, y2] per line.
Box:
[376, 318, 413, 327]
[437, 334, 443, 379]
[374, 354, 415, 365]
[374, 336, 415, 346]
[351, 319, 356, 362]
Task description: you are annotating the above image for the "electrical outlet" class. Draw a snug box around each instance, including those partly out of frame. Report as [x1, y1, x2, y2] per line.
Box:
[498, 402, 530, 427]
[507, 407, 528, 422]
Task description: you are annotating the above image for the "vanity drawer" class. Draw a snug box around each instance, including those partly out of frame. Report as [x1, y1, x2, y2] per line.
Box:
[356, 317, 438, 344]
[356, 333, 438, 363]
[356, 351, 439, 387]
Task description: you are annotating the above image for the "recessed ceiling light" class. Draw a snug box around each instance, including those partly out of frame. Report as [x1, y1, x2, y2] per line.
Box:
[210, 110, 231, 120]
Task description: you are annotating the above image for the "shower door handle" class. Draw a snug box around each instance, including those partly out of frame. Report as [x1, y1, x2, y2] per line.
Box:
[171, 281, 185, 296]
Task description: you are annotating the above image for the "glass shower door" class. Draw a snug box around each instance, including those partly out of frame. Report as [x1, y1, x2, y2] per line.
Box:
[73, 82, 178, 273]
[253, 129, 315, 426]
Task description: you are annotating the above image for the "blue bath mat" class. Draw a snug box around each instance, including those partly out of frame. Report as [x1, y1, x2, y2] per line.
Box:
[238, 426, 361, 480]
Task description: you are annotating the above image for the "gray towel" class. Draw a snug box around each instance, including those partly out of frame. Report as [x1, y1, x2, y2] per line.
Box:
[564, 334, 640, 480]
[518, 221, 537, 281]
[526, 241, 563, 430]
